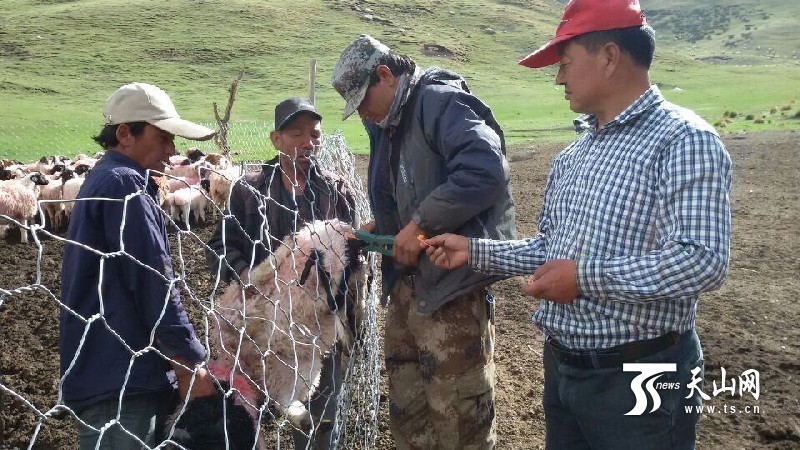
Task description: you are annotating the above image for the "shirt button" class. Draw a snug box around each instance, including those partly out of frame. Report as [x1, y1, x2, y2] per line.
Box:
[419, 301, 427, 307]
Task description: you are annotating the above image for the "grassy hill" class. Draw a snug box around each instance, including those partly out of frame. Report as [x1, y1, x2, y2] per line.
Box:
[1, 0, 798, 160]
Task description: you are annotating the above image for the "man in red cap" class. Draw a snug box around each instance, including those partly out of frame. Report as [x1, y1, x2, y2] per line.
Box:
[424, 0, 732, 448]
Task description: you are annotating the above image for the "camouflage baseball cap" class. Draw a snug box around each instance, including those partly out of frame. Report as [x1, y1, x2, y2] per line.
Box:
[332, 34, 391, 120]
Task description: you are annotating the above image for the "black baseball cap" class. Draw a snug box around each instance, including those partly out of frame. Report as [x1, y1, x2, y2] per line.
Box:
[274, 97, 322, 131]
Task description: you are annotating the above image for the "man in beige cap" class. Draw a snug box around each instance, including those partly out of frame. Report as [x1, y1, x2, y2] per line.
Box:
[60, 82, 217, 449]
[425, 0, 731, 448]
[332, 35, 517, 449]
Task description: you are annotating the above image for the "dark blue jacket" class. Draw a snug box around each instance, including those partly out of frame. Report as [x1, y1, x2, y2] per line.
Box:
[59, 150, 206, 410]
[367, 68, 517, 312]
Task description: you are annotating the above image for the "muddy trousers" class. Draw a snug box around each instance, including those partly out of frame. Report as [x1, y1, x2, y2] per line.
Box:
[385, 278, 496, 450]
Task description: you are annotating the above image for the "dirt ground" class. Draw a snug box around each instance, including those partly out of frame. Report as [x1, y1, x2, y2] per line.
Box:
[1, 130, 798, 449]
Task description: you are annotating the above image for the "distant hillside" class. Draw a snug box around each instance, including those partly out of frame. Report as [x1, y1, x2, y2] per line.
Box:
[1, 0, 798, 159]
[640, 0, 799, 66]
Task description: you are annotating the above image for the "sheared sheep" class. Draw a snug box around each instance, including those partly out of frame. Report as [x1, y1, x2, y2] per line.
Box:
[207, 165, 240, 217]
[60, 175, 86, 227]
[39, 168, 76, 231]
[0, 172, 49, 243]
[166, 180, 210, 229]
[165, 160, 211, 184]
[203, 153, 230, 169]
[206, 219, 367, 432]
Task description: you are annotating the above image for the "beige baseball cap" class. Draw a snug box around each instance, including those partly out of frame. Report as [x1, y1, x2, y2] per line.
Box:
[103, 82, 216, 141]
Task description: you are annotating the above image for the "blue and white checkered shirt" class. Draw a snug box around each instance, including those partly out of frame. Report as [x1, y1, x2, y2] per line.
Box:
[470, 86, 732, 350]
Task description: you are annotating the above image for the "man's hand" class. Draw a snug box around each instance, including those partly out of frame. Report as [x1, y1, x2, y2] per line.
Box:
[424, 233, 470, 270]
[171, 357, 217, 401]
[394, 220, 425, 266]
[522, 259, 578, 304]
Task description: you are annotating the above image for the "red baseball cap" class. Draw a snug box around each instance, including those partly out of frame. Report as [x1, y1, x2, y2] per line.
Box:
[519, 0, 647, 69]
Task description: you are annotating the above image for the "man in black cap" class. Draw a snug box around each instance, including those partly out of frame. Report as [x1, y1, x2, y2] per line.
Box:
[205, 97, 356, 449]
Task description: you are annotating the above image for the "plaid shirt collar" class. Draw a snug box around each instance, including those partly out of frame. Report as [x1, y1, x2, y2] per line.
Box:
[582, 85, 666, 132]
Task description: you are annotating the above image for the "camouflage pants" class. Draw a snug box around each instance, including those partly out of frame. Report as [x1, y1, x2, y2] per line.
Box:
[385, 277, 496, 450]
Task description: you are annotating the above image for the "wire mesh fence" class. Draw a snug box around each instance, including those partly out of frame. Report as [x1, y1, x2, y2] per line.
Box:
[0, 121, 316, 163]
[0, 130, 381, 449]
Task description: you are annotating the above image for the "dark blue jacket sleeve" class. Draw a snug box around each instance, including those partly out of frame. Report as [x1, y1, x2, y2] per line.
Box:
[414, 88, 510, 233]
[104, 174, 206, 364]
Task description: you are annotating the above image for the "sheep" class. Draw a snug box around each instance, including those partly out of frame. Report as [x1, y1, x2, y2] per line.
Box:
[71, 154, 99, 168]
[166, 180, 210, 229]
[61, 176, 86, 227]
[203, 153, 230, 169]
[207, 165, 240, 216]
[39, 168, 75, 231]
[165, 160, 211, 185]
[46, 164, 66, 176]
[168, 154, 189, 167]
[0, 172, 49, 243]
[185, 147, 206, 163]
[23, 156, 50, 174]
[0, 169, 16, 181]
[1, 165, 28, 180]
[167, 147, 206, 167]
[72, 163, 92, 177]
[167, 176, 193, 193]
[0, 159, 22, 169]
[207, 219, 367, 432]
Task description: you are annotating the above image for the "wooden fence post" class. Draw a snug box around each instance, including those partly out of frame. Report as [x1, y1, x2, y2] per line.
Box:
[214, 69, 244, 157]
[308, 59, 317, 106]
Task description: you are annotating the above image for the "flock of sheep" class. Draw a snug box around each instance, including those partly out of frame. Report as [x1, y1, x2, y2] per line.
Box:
[0, 148, 240, 243]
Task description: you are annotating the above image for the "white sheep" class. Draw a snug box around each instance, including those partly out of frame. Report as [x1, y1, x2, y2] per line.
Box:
[164, 160, 211, 186]
[61, 176, 86, 226]
[207, 165, 240, 216]
[0, 172, 50, 243]
[208, 219, 366, 430]
[166, 181, 210, 229]
[1, 165, 28, 180]
[38, 168, 75, 231]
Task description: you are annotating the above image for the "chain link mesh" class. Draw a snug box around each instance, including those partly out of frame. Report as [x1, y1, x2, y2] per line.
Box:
[0, 130, 381, 449]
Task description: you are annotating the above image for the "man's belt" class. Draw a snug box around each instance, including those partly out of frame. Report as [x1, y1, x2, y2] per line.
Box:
[547, 331, 682, 369]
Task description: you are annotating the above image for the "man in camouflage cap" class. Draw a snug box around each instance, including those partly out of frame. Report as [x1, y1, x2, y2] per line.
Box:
[332, 34, 517, 449]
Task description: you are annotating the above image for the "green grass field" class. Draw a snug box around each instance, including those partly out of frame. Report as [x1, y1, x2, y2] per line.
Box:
[1, 0, 798, 161]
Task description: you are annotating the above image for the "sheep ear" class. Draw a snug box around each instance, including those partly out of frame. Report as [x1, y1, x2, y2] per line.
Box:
[299, 250, 320, 285]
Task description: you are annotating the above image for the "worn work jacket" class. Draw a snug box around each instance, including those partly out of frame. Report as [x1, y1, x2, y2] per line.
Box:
[367, 68, 517, 312]
[205, 156, 355, 283]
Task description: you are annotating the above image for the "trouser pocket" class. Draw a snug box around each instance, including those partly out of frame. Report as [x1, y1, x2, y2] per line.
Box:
[452, 362, 496, 449]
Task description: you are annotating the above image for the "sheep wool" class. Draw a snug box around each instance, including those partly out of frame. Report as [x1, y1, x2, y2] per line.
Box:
[209, 218, 366, 430]
[0, 173, 49, 243]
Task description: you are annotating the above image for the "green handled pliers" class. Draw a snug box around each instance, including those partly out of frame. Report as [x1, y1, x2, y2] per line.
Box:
[349, 230, 395, 257]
